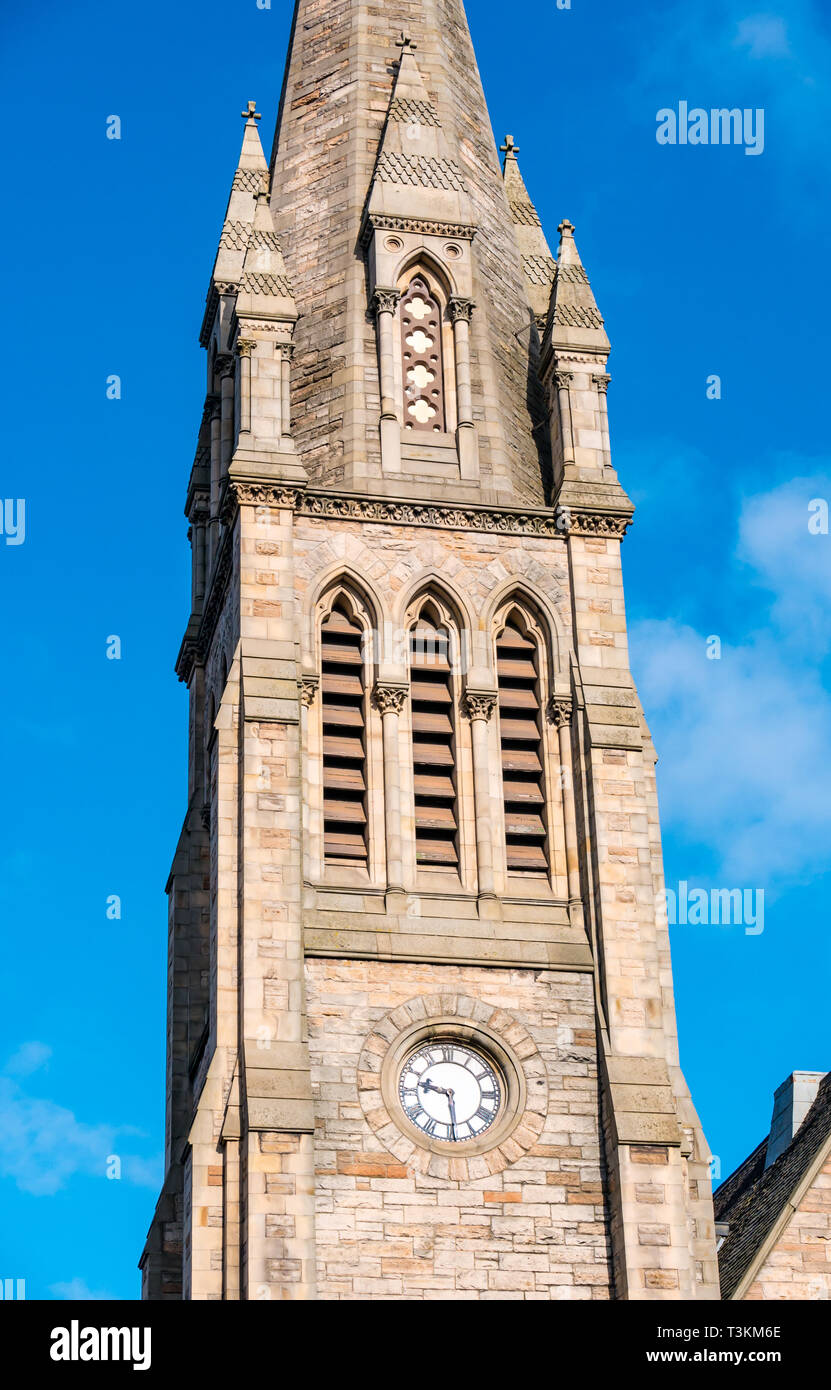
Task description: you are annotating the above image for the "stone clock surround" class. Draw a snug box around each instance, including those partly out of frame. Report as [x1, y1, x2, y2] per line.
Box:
[360, 994, 545, 1177]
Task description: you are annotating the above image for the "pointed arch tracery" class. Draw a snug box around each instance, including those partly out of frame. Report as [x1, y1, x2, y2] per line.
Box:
[399, 270, 448, 433]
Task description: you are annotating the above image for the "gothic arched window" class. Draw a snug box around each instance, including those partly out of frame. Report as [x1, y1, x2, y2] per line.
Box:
[321, 597, 369, 867]
[401, 274, 446, 433]
[496, 611, 549, 875]
[409, 601, 458, 867]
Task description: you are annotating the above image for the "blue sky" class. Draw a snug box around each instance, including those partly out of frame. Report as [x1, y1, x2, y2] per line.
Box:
[0, 0, 828, 1299]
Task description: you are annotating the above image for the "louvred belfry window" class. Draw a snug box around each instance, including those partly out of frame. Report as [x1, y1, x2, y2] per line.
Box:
[497, 616, 549, 874]
[410, 615, 458, 868]
[321, 600, 368, 866]
[401, 275, 446, 433]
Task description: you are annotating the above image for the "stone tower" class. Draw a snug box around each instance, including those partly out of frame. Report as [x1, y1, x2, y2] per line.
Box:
[140, 0, 719, 1301]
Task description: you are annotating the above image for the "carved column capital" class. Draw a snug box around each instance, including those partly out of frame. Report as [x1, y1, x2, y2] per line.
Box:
[299, 676, 320, 708]
[448, 297, 476, 324]
[554, 370, 574, 391]
[214, 352, 235, 378]
[548, 696, 573, 729]
[275, 341, 296, 361]
[373, 683, 409, 716]
[463, 690, 498, 723]
[593, 373, 611, 395]
[236, 338, 257, 358]
[371, 287, 401, 317]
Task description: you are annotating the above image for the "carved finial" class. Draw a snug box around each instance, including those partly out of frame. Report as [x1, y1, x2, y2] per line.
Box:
[558, 218, 576, 237]
[500, 134, 520, 160]
[241, 101, 262, 124]
[396, 31, 417, 54]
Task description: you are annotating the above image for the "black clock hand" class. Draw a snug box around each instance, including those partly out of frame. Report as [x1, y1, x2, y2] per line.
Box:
[448, 1092, 457, 1140]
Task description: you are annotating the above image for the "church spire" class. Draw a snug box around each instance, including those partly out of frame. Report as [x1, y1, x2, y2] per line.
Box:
[267, 0, 549, 503]
[543, 217, 610, 360]
[501, 135, 556, 326]
[200, 103, 269, 348]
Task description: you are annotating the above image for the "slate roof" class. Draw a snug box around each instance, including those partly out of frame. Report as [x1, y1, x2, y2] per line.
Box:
[715, 1073, 831, 1299]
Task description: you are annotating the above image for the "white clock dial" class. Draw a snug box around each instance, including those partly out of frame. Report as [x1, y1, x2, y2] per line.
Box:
[398, 1041, 502, 1143]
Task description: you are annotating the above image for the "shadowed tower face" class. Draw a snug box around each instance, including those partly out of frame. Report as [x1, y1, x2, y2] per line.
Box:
[140, 0, 720, 1302]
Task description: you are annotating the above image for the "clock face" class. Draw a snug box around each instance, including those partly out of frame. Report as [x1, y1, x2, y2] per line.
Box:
[398, 1041, 502, 1143]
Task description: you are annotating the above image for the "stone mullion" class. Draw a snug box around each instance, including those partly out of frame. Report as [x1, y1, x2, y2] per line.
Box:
[549, 697, 581, 909]
[462, 691, 499, 912]
[374, 684, 409, 902]
[299, 677, 320, 887]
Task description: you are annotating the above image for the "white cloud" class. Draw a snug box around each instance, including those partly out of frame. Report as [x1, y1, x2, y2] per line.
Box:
[737, 472, 831, 655]
[630, 472, 831, 887]
[4, 1042, 52, 1078]
[734, 14, 792, 60]
[0, 1066, 161, 1197]
[50, 1278, 119, 1301]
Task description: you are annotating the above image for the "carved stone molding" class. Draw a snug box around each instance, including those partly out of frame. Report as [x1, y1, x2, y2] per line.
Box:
[547, 697, 573, 729]
[462, 690, 498, 722]
[373, 684, 409, 716]
[593, 373, 611, 395]
[362, 212, 478, 247]
[370, 287, 401, 316]
[236, 338, 257, 358]
[226, 483, 305, 516]
[299, 492, 564, 539]
[448, 297, 475, 324]
[555, 506, 632, 539]
[299, 676, 320, 708]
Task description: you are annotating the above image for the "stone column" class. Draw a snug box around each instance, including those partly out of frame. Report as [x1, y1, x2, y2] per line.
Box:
[449, 298, 478, 479]
[299, 676, 320, 888]
[217, 353, 236, 475]
[374, 683, 409, 908]
[278, 342, 295, 442]
[371, 287, 401, 473]
[236, 338, 256, 435]
[191, 495, 209, 612]
[554, 369, 576, 475]
[463, 691, 500, 917]
[594, 373, 612, 473]
[549, 696, 581, 910]
[207, 394, 221, 569]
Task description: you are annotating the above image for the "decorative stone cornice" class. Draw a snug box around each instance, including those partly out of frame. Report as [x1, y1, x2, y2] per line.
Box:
[299, 676, 320, 708]
[299, 491, 564, 538]
[448, 297, 475, 324]
[555, 505, 632, 539]
[361, 212, 478, 247]
[370, 287, 401, 316]
[547, 696, 573, 729]
[373, 684, 409, 716]
[462, 690, 498, 722]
